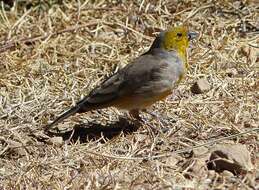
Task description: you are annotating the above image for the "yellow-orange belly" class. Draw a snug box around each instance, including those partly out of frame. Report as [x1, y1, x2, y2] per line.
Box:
[111, 90, 172, 110]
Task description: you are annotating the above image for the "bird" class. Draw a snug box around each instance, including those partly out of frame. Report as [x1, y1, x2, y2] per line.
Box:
[46, 25, 197, 130]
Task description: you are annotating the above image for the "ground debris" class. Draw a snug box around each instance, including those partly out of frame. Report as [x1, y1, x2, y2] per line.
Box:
[226, 68, 238, 77]
[4, 139, 27, 157]
[191, 78, 211, 94]
[47, 137, 64, 146]
[207, 144, 254, 175]
[0, 0, 258, 188]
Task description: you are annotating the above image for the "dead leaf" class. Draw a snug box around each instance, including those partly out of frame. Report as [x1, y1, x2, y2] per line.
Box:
[240, 45, 257, 65]
[226, 68, 238, 77]
[191, 78, 211, 94]
[222, 170, 234, 177]
[6, 139, 27, 156]
[207, 144, 253, 175]
[183, 158, 208, 179]
[47, 137, 64, 146]
[162, 155, 182, 167]
[192, 146, 209, 157]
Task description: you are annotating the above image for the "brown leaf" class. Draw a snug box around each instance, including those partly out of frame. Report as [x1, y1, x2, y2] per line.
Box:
[182, 147, 210, 179]
[6, 139, 27, 156]
[183, 158, 208, 179]
[47, 137, 64, 146]
[226, 68, 238, 77]
[191, 78, 211, 94]
[207, 144, 254, 175]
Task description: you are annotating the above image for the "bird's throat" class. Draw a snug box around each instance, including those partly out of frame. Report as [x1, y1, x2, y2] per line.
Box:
[177, 48, 189, 70]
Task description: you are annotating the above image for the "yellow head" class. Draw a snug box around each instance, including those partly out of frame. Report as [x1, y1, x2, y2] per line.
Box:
[164, 26, 189, 51]
[163, 26, 197, 67]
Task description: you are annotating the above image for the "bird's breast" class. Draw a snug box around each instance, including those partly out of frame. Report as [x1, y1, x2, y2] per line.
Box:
[112, 89, 172, 110]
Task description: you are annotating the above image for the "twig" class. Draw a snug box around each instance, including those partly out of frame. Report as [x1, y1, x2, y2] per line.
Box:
[184, 4, 214, 22]
[83, 127, 259, 160]
[0, 22, 98, 53]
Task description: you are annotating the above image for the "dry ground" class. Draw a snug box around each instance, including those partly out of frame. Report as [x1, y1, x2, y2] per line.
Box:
[0, 0, 258, 189]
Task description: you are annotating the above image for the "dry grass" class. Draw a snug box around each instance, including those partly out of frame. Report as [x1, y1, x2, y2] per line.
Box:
[0, 0, 258, 189]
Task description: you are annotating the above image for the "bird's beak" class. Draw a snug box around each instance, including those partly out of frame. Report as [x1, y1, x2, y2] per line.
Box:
[188, 31, 198, 40]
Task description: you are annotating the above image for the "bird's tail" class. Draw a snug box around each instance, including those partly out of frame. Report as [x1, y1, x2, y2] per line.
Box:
[45, 105, 81, 131]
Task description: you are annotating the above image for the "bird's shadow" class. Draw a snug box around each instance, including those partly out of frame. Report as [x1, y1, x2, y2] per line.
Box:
[45, 118, 140, 143]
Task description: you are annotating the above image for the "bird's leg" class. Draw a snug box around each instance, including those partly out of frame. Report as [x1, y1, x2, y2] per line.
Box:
[129, 109, 142, 121]
[129, 109, 158, 137]
[129, 109, 143, 128]
[143, 109, 175, 132]
[143, 109, 159, 119]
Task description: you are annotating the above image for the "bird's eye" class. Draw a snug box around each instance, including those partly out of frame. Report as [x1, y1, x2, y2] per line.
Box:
[177, 33, 182, 37]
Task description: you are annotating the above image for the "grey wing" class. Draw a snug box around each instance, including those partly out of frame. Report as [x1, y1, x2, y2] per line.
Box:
[84, 51, 180, 106]
[121, 50, 183, 97]
[87, 73, 124, 104]
[77, 55, 158, 108]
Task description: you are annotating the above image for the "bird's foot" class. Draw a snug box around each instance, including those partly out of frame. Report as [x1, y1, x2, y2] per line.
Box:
[142, 109, 176, 132]
[129, 109, 161, 136]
